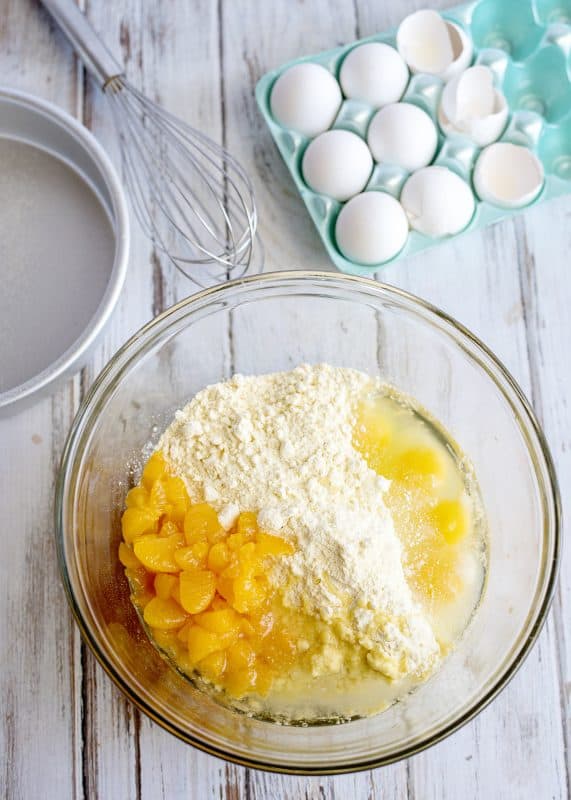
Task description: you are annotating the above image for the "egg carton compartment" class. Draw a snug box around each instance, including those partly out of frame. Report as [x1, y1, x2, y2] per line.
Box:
[256, 0, 571, 276]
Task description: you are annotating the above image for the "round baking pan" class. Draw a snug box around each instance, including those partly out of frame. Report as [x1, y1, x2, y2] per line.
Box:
[0, 87, 129, 416]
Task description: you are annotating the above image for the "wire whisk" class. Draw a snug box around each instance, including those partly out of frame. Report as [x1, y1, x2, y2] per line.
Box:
[42, 0, 260, 286]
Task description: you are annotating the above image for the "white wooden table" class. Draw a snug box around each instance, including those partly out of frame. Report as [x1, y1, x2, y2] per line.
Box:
[1, 1, 569, 797]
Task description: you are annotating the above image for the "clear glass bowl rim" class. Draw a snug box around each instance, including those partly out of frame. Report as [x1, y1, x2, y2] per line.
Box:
[55, 270, 561, 774]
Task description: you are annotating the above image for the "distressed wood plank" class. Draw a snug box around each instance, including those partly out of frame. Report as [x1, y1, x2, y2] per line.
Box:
[514, 203, 571, 794]
[0, 4, 83, 799]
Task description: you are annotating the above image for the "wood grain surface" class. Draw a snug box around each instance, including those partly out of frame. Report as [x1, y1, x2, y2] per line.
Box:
[0, 1, 569, 798]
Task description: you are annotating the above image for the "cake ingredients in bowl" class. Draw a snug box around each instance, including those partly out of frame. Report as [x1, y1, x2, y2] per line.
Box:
[119, 364, 487, 722]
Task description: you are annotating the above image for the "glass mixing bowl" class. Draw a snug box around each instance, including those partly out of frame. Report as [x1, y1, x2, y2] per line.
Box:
[56, 272, 560, 774]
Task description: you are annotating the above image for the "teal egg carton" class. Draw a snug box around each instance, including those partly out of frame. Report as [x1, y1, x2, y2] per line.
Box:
[255, 0, 571, 276]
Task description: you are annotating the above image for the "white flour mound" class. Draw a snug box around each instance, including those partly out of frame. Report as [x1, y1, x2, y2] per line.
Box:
[159, 364, 439, 679]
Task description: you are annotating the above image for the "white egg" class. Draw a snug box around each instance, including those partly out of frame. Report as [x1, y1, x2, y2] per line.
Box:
[439, 65, 508, 147]
[339, 42, 409, 108]
[396, 10, 472, 80]
[270, 63, 342, 137]
[367, 103, 438, 171]
[400, 166, 475, 237]
[302, 129, 373, 201]
[335, 191, 409, 264]
[473, 143, 544, 208]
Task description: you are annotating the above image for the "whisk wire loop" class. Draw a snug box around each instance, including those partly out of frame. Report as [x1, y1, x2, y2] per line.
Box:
[106, 76, 259, 284]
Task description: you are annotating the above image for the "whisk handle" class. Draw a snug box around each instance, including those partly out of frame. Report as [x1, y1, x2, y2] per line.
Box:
[41, 0, 124, 87]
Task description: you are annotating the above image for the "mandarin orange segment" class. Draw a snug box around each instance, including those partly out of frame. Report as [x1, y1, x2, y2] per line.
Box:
[141, 452, 166, 488]
[191, 541, 210, 566]
[237, 543, 264, 578]
[255, 533, 295, 558]
[159, 520, 180, 539]
[236, 511, 258, 538]
[166, 505, 187, 527]
[149, 480, 168, 514]
[195, 607, 241, 636]
[124, 566, 152, 593]
[216, 576, 235, 605]
[227, 533, 247, 552]
[164, 476, 188, 507]
[239, 617, 257, 637]
[223, 668, 255, 697]
[207, 541, 231, 573]
[130, 590, 153, 609]
[184, 503, 223, 544]
[154, 573, 178, 600]
[133, 533, 184, 573]
[177, 621, 193, 643]
[232, 575, 268, 614]
[220, 555, 241, 579]
[121, 507, 158, 543]
[125, 486, 149, 509]
[174, 542, 208, 570]
[226, 639, 256, 671]
[152, 629, 180, 652]
[187, 626, 224, 663]
[143, 597, 188, 630]
[118, 542, 142, 570]
[179, 569, 216, 614]
[198, 650, 227, 682]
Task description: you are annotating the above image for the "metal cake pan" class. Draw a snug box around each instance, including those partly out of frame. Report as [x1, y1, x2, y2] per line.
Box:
[0, 87, 129, 416]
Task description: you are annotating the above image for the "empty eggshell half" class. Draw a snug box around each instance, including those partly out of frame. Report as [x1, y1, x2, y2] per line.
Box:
[335, 191, 409, 264]
[367, 102, 438, 172]
[302, 129, 373, 201]
[443, 22, 473, 82]
[473, 143, 544, 208]
[400, 166, 475, 237]
[270, 62, 342, 137]
[396, 10, 472, 81]
[339, 42, 409, 108]
[439, 65, 508, 146]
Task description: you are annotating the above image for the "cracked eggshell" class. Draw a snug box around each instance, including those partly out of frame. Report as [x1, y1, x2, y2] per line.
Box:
[339, 42, 409, 108]
[442, 22, 473, 82]
[302, 129, 373, 201]
[270, 63, 342, 137]
[367, 102, 438, 172]
[335, 191, 409, 264]
[439, 65, 508, 146]
[442, 66, 495, 121]
[396, 10, 472, 80]
[473, 143, 544, 208]
[400, 166, 475, 237]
